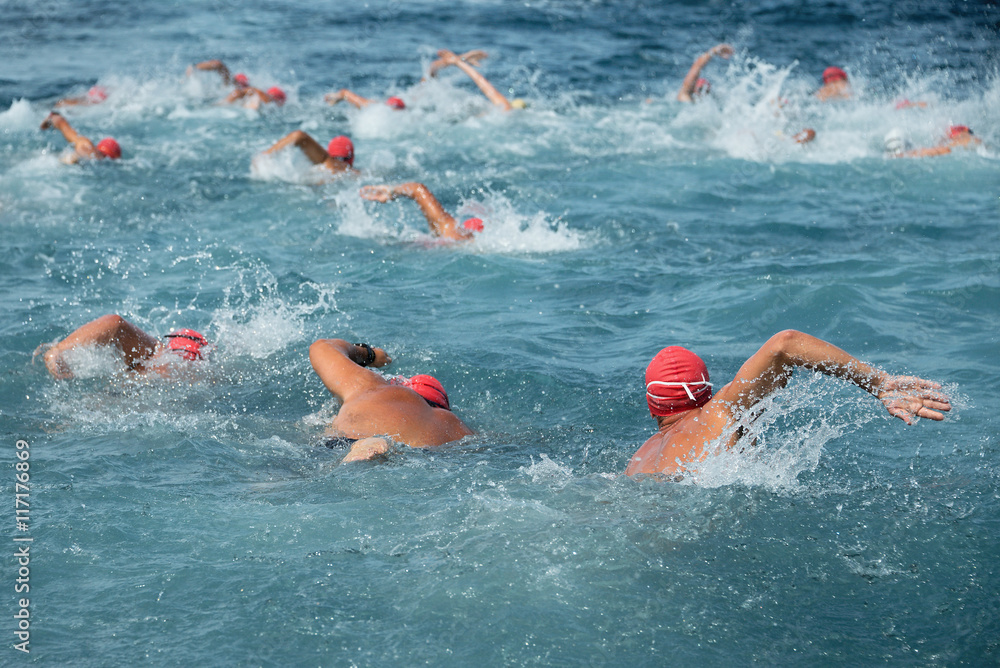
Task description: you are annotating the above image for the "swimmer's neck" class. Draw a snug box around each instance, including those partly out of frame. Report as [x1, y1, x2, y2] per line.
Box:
[654, 412, 691, 433]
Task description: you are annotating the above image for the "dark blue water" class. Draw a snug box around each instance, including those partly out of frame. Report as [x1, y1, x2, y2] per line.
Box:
[2, 1, 998, 664]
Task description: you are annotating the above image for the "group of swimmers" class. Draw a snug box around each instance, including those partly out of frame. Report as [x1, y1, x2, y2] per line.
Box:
[34, 45, 954, 477]
[675, 42, 982, 157]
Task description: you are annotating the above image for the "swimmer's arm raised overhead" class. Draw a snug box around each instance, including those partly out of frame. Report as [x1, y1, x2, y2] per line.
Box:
[436, 49, 512, 111]
[677, 43, 732, 103]
[308, 339, 392, 403]
[40, 112, 97, 163]
[36, 314, 160, 379]
[324, 89, 374, 108]
[710, 330, 950, 424]
[360, 183, 473, 241]
[428, 49, 489, 77]
[187, 59, 233, 84]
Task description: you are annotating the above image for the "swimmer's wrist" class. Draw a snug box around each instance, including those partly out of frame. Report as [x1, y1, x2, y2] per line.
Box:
[354, 342, 376, 367]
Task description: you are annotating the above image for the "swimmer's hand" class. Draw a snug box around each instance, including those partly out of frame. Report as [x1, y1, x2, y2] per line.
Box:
[877, 375, 951, 424]
[40, 112, 59, 130]
[794, 128, 816, 144]
[710, 44, 734, 59]
[360, 185, 395, 203]
[370, 347, 391, 368]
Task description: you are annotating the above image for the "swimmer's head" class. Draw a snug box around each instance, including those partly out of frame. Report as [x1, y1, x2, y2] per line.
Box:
[948, 125, 972, 139]
[385, 96, 406, 110]
[165, 329, 209, 361]
[327, 136, 355, 166]
[87, 86, 108, 103]
[645, 346, 713, 417]
[822, 67, 848, 84]
[234, 73, 249, 88]
[462, 217, 484, 233]
[883, 128, 907, 155]
[511, 98, 527, 109]
[694, 78, 711, 96]
[95, 138, 121, 160]
[396, 374, 450, 410]
[267, 87, 286, 105]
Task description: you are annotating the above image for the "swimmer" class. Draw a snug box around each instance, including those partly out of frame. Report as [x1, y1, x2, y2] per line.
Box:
[360, 182, 483, 242]
[433, 48, 524, 111]
[626, 330, 951, 479]
[891, 125, 981, 158]
[309, 338, 474, 462]
[40, 111, 121, 164]
[325, 89, 406, 110]
[677, 43, 733, 103]
[815, 66, 851, 101]
[224, 86, 286, 110]
[35, 315, 209, 380]
[186, 59, 249, 89]
[261, 131, 357, 175]
[53, 85, 109, 108]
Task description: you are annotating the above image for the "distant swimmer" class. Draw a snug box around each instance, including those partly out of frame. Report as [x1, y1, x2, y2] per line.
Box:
[626, 330, 951, 479]
[40, 111, 121, 164]
[325, 89, 406, 110]
[360, 182, 484, 242]
[886, 125, 981, 158]
[186, 59, 249, 89]
[224, 85, 287, 110]
[677, 43, 733, 103]
[433, 48, 525, 111]
[261, 131, 357, 175]
[53, 85, 109, 108]
[815, 66, 851, 101]
[35, 315, 209, 380]
[309, 338, 475, 462]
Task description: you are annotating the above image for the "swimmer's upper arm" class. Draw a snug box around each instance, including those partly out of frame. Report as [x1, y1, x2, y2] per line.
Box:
[309, 339, 386, 402]
[706, 330, 800, 414]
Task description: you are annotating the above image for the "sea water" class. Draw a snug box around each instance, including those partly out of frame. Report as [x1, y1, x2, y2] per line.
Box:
[1, 0, 998, 664]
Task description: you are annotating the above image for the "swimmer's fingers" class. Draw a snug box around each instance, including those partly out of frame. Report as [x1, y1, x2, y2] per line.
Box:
[882, 393, 951, 424]
[360, 185, 393, 202]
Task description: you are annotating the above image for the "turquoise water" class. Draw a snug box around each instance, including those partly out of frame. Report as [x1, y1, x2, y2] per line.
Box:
[2, 1, 998, 664]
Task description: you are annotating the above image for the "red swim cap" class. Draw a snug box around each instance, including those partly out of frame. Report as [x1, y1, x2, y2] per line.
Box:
[234, 73, 249, 88]
[403, 374, 450, 410]
[385, 96, 406, 110]
[95, 138, 121, 160]
[165, 329, 208, 361]
[948, 125, 971, 138]
[645, 346, 713, 417]
[87, 86, 108, 102]
[267, 87, 286, 105]
[327, 135, 355, 166]
[695, 78, 711, 94]
[462, 217, 484, 233]
[822, 66, 848, 84]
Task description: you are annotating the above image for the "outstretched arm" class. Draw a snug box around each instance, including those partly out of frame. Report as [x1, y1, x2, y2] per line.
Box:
[360, 183, 473, 241]
[436, 49, 512, 111]
[677, 43, 733, 102]
[308, 338, 392, 403]
[324, 89, 374, 108]
[711, 330, 950, 423]
[187, 59, 232, 84]
[428, 49, 489, 77]
[40, 112, 98, 162]
[37, 314, 160, 379]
